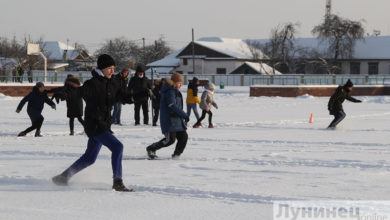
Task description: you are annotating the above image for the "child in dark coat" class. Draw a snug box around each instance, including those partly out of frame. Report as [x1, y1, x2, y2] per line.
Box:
[52, 54, 133, 192]
[16, 82, 56, 137]
[146, 73, 189, 159]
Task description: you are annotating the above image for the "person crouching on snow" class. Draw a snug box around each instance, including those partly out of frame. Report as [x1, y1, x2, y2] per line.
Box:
[52, 54, 133, 192]
[146, 73, 190, 160]
[193, 82, 218, 128]
[16, 82, 56, 137]
[328, 79, 362, 129]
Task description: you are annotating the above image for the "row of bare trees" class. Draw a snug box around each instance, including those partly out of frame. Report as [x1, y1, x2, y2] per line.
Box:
[248, 14, 366, 74]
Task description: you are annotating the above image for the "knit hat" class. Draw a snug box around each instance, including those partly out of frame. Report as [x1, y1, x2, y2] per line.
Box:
[171, 73, 183, 83]
[136, 64, 146, 73]
[344, 79, 354, 88]
[205, 82, 215, 90]
[35, 82, 44, 88]
[97, 54, 115, 70]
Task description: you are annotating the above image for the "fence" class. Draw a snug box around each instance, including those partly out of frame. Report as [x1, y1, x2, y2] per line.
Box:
[1, 71, 390, 86]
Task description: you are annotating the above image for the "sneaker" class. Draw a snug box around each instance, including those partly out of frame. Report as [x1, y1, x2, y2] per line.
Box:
[112, 178, 134, 192]
[208, 123, 214, 128]
[193, 123, 201, 128]
[146, 147, 158, 160]
[52, 174, 69, 186]
[17, 132, 26, 137]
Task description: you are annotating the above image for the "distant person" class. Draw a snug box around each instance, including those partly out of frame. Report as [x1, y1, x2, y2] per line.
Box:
[48, 75, 85, 135]
[16, 82, 56, 137]
[151, 79, 164, 126]
[193, 82, 218, 128]
[52, 54, 133, 192]
[17, 66, 24, 83]
[128, 64, 152, 125]
[328, 79, 362, 129]
[27, 66, 33, 83]
[112, 68, 130, 125]
[146, 73, 189, 160]
[186, 77, 201, 122]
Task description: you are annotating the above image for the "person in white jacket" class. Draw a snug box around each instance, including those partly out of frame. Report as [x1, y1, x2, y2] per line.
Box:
[193, 82, 218, 128]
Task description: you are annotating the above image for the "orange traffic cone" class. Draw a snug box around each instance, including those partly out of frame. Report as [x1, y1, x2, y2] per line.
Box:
[308, 113, 314, 124]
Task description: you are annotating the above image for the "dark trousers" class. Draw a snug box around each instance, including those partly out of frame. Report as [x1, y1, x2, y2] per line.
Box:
[23, 115, 44, 134]
[69, 116, 84, 132]
[112, 102, 122, 124]
[134, 100, 149, 124]
[147, 131, 188, 156]
[328, 110, 346, 128]
[152, 106, 160, 125]
[196, 110, 213, 124]
[61, 131, 124, 179]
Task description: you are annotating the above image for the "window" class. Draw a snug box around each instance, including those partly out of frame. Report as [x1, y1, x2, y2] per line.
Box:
[368, 62, 379, 75]
[216, 68, 226, 74]
[350, 62, 360, 75]
[188, 72, 194, 74]
[183, 58, 188, 65]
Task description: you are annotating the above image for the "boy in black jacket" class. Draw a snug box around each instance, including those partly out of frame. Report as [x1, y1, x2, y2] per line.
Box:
[52, 54, 133, 192]
[328, 79, 362, 129]
[16, 82, 56, 137]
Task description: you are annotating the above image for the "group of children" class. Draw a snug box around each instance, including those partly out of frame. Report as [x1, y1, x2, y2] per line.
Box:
[15, 53, 361, 192]
[15, 54, 219, 192]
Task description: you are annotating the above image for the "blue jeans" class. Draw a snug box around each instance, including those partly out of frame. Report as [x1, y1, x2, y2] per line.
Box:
[187, 103, 200, 121]
[112, 102, 122, 124]
[62, 131, 124, 179]
[328, 110, 346, 128]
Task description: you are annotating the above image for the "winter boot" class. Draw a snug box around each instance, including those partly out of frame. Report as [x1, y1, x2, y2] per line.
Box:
[193, 122, 201, 128]
[35, 130, 42, 137]
[208, 123, 214, 128]
[152, 123, 158, 127]
[52, 174, 69, 186]
[112, 178, 134, 192]
[17, 132, 26, 137]
[70, 130, 74, 136]
[146, 146, 158, 160]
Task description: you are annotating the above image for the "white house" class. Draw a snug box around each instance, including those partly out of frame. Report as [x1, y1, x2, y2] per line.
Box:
[40, 41, 93, 71]
[147, 37, 279, 75]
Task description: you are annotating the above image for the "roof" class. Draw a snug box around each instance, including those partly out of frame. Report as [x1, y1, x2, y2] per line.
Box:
[194, 37, 265, 59]
[147, 48, 183, 67]
[230, 62, 282, 75]
[40, 41, 84, 61]
[147, 37, 266, 68]
[253, 36, 390, 60]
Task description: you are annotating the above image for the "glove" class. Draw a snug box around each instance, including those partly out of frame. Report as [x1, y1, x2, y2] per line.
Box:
[51, 105, 56, 110]
[16, 109, 21, 113]
[185, 117, 190, 123]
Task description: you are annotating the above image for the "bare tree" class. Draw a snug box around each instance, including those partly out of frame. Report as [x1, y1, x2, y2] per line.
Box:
[312, 14, 365, 61]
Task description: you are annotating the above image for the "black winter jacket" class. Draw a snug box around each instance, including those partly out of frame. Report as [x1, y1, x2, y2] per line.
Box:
[77, 69, 132, 137]
[17, 86, 55, 121]
[128, 76, 151, 103]
[328, 86, 361, 114]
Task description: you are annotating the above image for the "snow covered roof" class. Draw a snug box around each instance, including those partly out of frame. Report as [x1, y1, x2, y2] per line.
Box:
[147, 48, 183, 67]
[40, 41, 83, 61]
[195, 37, 265, 59]
[253, 36, 390, 60]
[230, 61, 282, 75]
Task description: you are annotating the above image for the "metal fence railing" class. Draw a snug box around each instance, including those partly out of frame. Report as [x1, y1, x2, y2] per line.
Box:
[1, 71, 390, 86]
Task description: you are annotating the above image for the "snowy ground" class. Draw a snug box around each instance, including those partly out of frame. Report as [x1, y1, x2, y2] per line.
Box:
[1, 87, 390, 220]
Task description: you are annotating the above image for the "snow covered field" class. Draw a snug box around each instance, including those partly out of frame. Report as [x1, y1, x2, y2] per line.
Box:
[1, 87, 390, 220]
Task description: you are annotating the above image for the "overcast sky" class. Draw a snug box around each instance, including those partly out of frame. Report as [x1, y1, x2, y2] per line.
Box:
[1, 0, 389, 52]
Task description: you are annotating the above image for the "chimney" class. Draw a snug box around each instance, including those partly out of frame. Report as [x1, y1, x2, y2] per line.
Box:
[63, 50, 68, 62]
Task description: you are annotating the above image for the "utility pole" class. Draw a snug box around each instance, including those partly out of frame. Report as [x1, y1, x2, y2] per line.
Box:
[192, 28, 195, 74]
[326, 0, 332, 18]
[142, 37, 146, 64]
